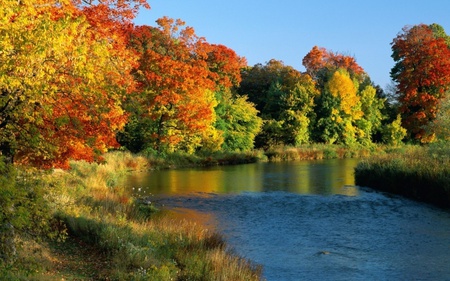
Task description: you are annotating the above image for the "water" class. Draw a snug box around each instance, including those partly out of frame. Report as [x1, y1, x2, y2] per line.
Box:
[125, 159, 450, 280]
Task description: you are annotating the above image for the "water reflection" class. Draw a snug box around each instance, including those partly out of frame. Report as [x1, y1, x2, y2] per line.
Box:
[124, 158, 360, 196]
[123, 159, 450, 281]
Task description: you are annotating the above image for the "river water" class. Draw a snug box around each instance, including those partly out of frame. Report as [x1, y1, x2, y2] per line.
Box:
[125, 159, 450, 280]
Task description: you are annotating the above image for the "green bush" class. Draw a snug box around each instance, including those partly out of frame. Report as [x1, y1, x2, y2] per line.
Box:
[0, 162, 65, 267]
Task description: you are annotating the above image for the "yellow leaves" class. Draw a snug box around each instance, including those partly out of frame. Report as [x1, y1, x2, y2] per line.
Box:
[326, 69, 363, 120]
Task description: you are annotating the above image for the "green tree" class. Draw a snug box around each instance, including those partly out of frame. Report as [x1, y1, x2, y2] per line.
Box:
[279, 76, 318, 145]
[356, 85, 386, 144]
[425, 92, 450, 142]
[382, 114, 407, 146]
[314, 69, 362, 145]
[215, 90, 262, 151]
[238, 60, 317, 147]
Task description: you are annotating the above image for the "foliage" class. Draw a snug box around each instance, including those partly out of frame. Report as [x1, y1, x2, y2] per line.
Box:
[0, 163, 65, 267]
[302, 45, 366, 84]
[215, 90, 263, 152]
[3, 152, 262, 280]
[238, 60, 318, 148]
[391, 24, 450, 141]
[357, 85, 386, 144]
[0, 0, 146, 168]
[381, 114, 407, 146]
[121, 19, 250, 155]
[425, 92, 450, 142]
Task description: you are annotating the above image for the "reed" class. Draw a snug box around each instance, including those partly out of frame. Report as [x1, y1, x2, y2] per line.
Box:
[264, 144, 378, 161]
[355, 144, 450, 208]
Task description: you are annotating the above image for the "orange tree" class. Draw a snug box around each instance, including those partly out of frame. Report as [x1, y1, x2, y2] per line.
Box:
[391, 24, 450, 142]
[121, 19, 217, 154]
[120, 17, 253, 154]
[0, 0, 148, 168]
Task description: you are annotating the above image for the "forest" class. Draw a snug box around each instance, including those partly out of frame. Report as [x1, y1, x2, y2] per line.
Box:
[2, 1, 450, 169]
[2, 0, 450, 279]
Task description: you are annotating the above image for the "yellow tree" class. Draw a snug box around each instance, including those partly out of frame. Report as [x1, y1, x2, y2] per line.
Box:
[0, 0, 138, 168]
[316, 69, 363, 144]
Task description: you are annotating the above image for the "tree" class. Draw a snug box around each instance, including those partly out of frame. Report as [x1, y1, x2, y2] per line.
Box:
[382, 114, 407, 146]
[425, 92, 450, 142]
[238, 59, 302, 115]
[278, 75, 318, 145]
[303, 46, 366, 85]
[391, 24, 450, 141]
[1, 0, 139, 168]
[356, 85, 386, 144]
[121, 18, 249, 154]
[238, 60, 317, 147]
[214, 90, 262, 152]
[314, 69, 363, 144]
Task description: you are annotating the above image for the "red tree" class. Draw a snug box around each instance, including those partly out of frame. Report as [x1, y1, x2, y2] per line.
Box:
[302, 46, 365, 81]
[391, 24, 450, 140]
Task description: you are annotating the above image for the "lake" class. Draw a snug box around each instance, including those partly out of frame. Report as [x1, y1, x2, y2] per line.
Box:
[124, 159, 450, 280]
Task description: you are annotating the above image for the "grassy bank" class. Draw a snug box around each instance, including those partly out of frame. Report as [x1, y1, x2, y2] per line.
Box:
[2, 152, 262, 280]
[355, 145, 450, 208]
[264, 144, 382, 161]
[144, 150, 266, 169]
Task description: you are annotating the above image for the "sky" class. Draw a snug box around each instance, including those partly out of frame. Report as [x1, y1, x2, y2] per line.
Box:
[134, 0, 450, 89]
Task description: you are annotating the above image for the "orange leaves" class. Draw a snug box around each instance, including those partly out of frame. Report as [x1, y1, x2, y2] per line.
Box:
[1, 0, 139, 168]
[391, 24, 450, 140]
[303, 46, 365, 80]
[127, 20, 227, 152]
[205, 44, 247, 88]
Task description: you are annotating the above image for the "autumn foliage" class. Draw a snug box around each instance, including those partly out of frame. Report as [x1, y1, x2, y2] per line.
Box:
[391, 24, 450, 141]
[0, 0, 148, 168]
[2, 0, 449, 169]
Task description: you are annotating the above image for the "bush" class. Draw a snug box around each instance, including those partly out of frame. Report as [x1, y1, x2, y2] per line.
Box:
[0, 161, 65, 267]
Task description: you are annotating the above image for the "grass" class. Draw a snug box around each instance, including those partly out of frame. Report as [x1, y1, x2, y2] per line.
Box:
[355, 144, 450, 208]
[263, 144, 379, 161]
[4, 144, 392, 280]
[4, 151, 263, 280]
[142, 149, 267, 169]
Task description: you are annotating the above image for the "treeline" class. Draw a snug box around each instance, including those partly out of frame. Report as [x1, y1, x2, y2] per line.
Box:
[118, 22, 450, 156]
[2, 1, 450, 169]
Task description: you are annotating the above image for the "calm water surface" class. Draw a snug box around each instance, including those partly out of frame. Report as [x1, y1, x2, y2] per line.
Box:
[125, 159, 450, 281]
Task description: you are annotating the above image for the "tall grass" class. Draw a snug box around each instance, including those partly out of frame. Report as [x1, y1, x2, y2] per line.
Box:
[264, 144, 378, 162]
[143, 149, 267, 169]
[355, 144, 450, 208]
[8, 151, 262, 280]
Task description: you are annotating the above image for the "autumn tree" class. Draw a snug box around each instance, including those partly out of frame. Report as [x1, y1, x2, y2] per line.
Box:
[301, 46, 390, 145]
[314, 69, 363, 144]
[391, 24, 450, 141]
[120, 18, 250, 154]
[303, 46, 366, 86]
[0, 0, 146, 168]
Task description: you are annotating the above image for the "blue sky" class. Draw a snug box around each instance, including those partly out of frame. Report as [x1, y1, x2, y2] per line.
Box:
[134, 0, 450, 89]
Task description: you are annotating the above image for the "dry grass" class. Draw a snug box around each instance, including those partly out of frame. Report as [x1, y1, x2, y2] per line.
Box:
[355, 144, 450, 208]
[10, 151, 263, 280]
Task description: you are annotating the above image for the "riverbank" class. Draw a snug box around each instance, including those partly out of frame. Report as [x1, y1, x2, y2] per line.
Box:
[355, 145, 450, 209]
[2, 152, 262, 280]
[144, 144, 382, 170]
[2, 144, 396, 279]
